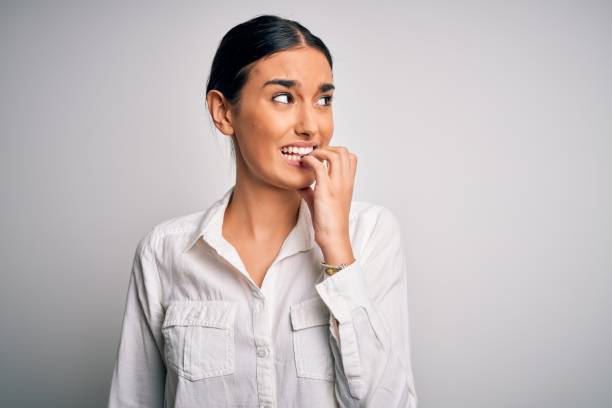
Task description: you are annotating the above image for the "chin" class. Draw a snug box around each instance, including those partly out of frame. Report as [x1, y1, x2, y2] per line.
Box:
[276, 173, 315, 191]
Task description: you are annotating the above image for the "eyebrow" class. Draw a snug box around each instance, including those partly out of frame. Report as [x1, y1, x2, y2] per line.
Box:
[262, 79, 335, 93]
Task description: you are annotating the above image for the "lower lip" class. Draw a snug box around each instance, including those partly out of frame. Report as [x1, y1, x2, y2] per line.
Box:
[280, 151, 308, 168]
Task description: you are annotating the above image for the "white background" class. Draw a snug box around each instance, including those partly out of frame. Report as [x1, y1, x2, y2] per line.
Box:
[1, 1, 610, 407]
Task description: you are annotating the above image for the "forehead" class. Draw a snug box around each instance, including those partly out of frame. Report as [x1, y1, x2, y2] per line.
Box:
[249, 46, 333, 87]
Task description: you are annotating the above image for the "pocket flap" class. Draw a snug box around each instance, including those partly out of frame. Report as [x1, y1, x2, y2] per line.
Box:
[290, 296, 330, 331]
[163, 300, 237, 329]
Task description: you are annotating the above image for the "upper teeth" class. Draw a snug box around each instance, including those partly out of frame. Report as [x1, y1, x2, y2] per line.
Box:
[281, 146, 314, 155]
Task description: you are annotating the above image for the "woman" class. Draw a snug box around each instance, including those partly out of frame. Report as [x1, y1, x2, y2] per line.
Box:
[108, 14, 417, 408]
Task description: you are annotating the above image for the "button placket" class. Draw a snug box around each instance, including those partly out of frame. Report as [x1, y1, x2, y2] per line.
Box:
[257, 346, 270, 358]
[252, 285, 276, 407]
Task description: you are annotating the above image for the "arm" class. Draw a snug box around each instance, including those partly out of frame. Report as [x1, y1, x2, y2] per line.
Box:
[315, 207, 418, 407]
[107, 232, 166, 408]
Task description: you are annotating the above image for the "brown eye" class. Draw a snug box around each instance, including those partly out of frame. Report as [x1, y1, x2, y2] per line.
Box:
[317, 95, 333, 106]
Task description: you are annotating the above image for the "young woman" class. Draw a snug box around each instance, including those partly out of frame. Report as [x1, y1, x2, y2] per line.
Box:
[108, 14, 417, 408]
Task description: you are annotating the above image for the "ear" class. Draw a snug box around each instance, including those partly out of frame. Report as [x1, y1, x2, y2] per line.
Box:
[206, 90, 236, 137]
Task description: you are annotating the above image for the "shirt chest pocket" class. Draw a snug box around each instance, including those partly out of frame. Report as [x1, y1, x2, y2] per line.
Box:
[290, 296, 335, 382]
[162, 300, 237, 381]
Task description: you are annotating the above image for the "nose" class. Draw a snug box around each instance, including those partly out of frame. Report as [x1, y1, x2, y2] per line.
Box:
[294, 103, 318, 138]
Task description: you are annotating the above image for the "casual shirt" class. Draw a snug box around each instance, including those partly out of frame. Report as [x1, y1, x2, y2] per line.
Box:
[107, 185, 418, 407]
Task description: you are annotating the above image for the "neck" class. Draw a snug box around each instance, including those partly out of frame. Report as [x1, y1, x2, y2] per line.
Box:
[223, 178, 301, 243]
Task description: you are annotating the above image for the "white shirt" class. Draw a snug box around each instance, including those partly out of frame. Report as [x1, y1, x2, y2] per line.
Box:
[108, 185, 418, 408]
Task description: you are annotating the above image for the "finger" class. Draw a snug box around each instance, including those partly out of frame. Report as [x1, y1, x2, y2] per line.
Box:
[300, 154, 329, 188]
[308, 147, 343, 179]
[324, 146, 351, 171]
[330, 146, 358, 176]
[348, 151, 358, 176]
[325, 146, 353, 178]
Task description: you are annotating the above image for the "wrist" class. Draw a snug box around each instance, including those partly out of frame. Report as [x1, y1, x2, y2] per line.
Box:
[320, 241, 355, 266]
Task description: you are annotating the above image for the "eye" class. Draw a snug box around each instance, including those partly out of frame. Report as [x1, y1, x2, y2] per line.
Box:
[272, 93, 293, 104]
[318, 95, 333, 106]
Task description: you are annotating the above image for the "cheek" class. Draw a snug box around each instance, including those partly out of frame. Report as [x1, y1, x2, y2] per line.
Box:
[238, 119, 285, 165]
[320, 119, 334, 141]
[237, 116, 275, 151]
[248, 109, 289, 139]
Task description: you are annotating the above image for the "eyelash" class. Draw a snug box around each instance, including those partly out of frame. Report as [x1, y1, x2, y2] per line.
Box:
[272, 92, 333, 106]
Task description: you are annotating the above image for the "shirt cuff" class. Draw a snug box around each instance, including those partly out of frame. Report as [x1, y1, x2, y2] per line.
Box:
[315, 260, 370, 400]
[315, 259, 371, 324]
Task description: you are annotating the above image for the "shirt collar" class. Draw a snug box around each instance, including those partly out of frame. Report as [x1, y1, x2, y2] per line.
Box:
[183, 185, 316, 261]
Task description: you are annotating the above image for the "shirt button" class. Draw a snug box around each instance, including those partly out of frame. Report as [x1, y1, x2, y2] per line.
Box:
[256, 346, 269, 358]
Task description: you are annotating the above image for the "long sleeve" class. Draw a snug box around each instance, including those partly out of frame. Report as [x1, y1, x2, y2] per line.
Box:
[108, 233, 166, 408]
[315, 207, 418, 407]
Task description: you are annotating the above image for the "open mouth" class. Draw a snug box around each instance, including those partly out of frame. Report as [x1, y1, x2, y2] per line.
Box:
[280, 145, 318, 162]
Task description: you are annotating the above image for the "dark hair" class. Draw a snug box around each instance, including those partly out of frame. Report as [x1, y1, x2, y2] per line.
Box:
[205, 14, 333, 159]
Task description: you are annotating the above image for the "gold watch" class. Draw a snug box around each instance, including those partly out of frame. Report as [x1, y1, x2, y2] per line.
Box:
[320, 259, 351, 276]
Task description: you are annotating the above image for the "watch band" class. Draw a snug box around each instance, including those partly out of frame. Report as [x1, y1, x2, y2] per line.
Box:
[320, 259, 350, 276]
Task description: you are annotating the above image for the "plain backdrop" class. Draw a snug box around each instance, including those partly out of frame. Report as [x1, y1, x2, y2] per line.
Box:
[1, 1, 611, 407]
